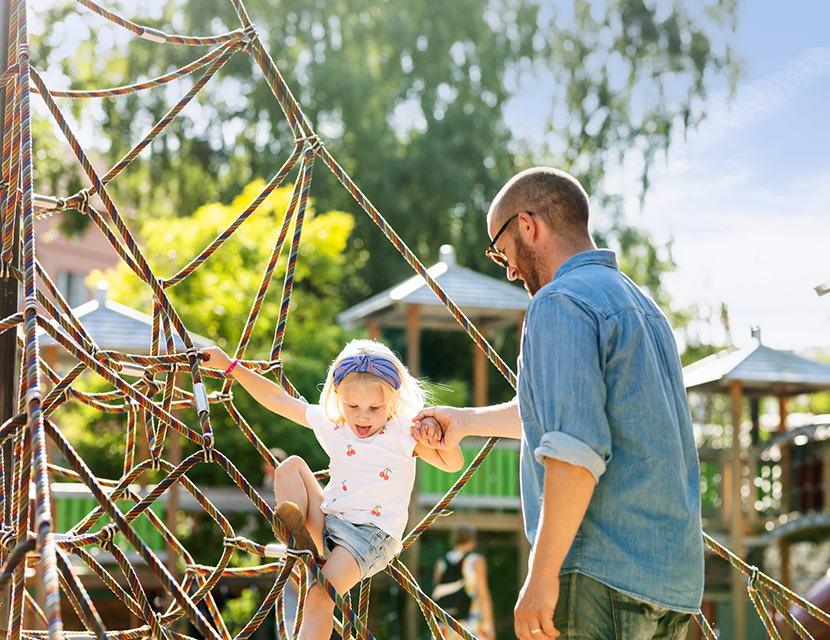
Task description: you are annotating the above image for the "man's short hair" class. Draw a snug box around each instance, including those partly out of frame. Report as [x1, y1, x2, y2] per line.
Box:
[492, 167, 590, 239]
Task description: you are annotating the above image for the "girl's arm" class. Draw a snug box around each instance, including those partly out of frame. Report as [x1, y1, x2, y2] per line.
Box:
[413, 417, 464, 472]
[201, 347, 310, 427]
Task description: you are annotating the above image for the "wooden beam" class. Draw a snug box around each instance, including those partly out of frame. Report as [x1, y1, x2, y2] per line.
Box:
[366, 317, 380, 341]
[779, 396, 791, 515]
[730, 379, 746, 640]
[473, 330, 489, 407]
[406, 304, 420, 378]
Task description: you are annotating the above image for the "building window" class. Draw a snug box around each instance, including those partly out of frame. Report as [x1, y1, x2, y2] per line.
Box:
[57, 270, 88, 308]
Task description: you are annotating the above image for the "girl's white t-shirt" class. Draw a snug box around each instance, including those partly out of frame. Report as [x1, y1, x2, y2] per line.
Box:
[305, 404, 418, 549]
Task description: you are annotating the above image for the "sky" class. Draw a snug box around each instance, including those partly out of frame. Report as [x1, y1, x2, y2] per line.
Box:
[505, 1, 830, 354]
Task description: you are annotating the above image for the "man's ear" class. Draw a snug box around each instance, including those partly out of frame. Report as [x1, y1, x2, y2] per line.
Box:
[518, 211, 538, 243]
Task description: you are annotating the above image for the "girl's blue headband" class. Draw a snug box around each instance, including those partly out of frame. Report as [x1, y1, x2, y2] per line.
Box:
[332, 354, 402, 390]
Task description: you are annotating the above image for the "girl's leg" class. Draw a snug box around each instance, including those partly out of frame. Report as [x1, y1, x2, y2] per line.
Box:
[273, 455, 326, 551]
[299, 545, 361, 640]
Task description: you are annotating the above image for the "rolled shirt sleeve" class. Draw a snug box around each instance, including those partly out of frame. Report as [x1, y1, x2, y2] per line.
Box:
[535, 431, 606, 482]
[520, 292, 612, 483]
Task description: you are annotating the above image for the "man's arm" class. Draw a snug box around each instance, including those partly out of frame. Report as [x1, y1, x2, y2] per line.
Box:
[513, 457, 595, 640]
[411, 398, 522, 449]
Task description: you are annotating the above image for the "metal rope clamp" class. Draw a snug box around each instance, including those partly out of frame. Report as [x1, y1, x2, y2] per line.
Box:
[0, 528, 17, 553]
[747, 565, 760, 594]
[201, 434, 215, 463]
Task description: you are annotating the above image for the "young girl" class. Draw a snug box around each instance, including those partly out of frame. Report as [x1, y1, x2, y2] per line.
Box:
[201, 339, 463, 640]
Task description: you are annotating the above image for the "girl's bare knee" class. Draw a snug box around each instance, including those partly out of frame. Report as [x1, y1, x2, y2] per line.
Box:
[274, 455, 306, 479]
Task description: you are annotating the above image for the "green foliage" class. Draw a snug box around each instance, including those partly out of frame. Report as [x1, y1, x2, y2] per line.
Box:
[95, 181, 357, 482]
[220, 587, 259, 636]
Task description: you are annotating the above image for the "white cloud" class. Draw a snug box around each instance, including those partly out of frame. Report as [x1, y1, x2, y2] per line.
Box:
[637, 49, 830, 351]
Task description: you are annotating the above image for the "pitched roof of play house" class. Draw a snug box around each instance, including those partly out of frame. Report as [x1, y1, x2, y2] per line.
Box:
[337, 245, 530, 331]
[38, 282, 213, 353]
[683, 332, 830, 396]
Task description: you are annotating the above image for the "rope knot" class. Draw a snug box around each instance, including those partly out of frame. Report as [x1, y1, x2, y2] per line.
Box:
[141, 374, 161, 396]
[97, 525, 117, 552]
[72, 189, 91, 215]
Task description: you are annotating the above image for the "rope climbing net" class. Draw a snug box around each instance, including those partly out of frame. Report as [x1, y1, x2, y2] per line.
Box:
[0, 1, 826, 640]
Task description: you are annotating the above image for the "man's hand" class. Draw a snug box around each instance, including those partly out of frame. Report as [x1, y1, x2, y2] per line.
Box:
[411, 406, 466, 450]
[514, 571, 560, 640]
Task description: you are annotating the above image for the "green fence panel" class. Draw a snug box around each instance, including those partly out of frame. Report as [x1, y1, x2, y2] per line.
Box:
[54, 494, 166, 552]
[418, 445, 520, 498]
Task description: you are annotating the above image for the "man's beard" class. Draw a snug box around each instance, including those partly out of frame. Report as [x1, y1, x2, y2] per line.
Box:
[514, 234, 546, 296]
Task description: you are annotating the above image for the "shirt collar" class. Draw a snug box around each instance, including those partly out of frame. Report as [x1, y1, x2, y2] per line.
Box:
[552, 248, 618, 281]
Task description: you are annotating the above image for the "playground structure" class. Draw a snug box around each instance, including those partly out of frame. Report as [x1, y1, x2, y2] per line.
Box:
[0, 1, 828, 640]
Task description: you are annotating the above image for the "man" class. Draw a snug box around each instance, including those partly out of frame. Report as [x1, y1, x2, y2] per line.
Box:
[413, 168, 703, 640]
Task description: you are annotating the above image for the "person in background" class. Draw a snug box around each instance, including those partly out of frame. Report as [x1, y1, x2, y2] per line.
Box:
[433, 524, 495, 640]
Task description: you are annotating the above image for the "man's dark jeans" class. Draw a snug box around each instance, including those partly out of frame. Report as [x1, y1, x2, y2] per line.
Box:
[553, 573, 693, 639]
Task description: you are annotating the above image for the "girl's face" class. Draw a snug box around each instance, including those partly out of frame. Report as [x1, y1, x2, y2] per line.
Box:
[336, 381, 389, 438]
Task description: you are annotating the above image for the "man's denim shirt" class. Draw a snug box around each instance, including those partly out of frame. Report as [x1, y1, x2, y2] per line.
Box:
[517, 249, 704, 613]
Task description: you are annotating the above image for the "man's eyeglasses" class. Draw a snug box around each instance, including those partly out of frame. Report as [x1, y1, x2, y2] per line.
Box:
[485, 211, 533, 267]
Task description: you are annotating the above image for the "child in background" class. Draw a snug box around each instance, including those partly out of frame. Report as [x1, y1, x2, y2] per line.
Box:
[201, 339, 463, 640]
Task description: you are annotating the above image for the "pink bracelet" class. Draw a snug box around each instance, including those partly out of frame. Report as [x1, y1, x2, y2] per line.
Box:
[224, 358, 239, 376]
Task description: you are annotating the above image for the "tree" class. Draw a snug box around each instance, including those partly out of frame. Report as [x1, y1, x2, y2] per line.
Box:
[32, 1, 740, 302]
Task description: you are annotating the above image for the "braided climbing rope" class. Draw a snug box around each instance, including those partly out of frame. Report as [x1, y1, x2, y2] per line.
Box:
[0, 2, 827, 640]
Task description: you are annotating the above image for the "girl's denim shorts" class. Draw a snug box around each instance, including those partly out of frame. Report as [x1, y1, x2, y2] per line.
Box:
[322, 514, 398, 580]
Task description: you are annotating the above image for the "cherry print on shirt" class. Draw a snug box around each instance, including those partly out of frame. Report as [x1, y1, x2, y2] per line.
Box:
[371, 505, 381, 516]
[379, 468, 391, 480]
[341, 480, 347, 491]
[346, 445, 356, 457]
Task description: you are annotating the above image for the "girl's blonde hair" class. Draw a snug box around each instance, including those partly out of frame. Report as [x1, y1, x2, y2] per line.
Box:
[319, 339, 425, 424]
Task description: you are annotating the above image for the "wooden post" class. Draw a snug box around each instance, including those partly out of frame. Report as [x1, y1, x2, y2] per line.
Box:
[721, 449, 732, 529]
[366, 317, 380, 341]
[404, 304, 420, 640]
[778, 396, 791, 514]
[473, 329, 488, 407]
[824, 450, 830, 513]
[730, 380, 746, 640]
[779, 537, 792, 640]
[406, 304, 420, 378]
